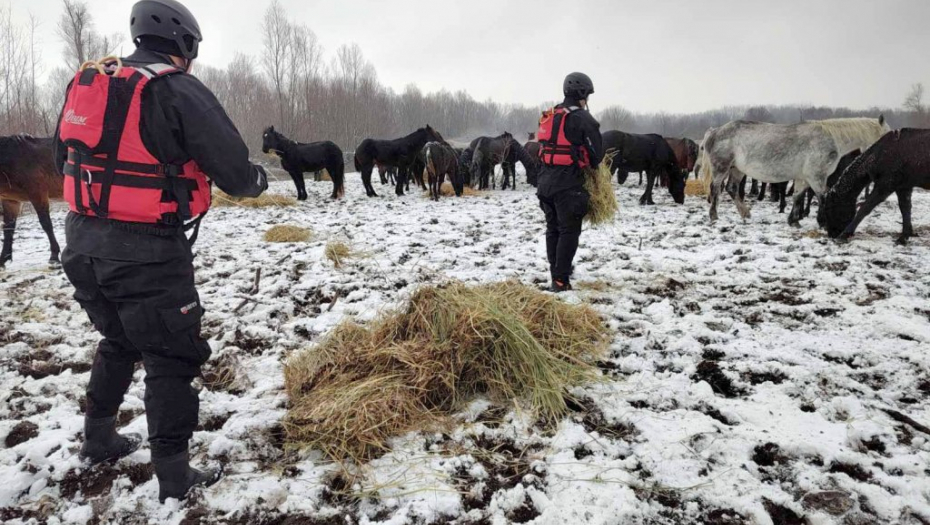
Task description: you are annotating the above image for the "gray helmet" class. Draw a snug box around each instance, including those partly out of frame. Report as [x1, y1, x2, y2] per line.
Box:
[563, 72, 595, 99]
[130, 0, 202, 59]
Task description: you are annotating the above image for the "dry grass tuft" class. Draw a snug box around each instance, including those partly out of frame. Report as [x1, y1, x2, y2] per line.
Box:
[283, 281, 610, 462]
[264, 225, 313, 243]
[324, 241, 354, 268]
[213, 190, 297, 208]
[583, 163, 619, 226]
[802, 229, 825, 239]
[685, 179, 707, 197]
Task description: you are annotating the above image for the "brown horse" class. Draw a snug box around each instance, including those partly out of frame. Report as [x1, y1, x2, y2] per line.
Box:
[665, 137, 700, 180]
[1, 135, 63, 268]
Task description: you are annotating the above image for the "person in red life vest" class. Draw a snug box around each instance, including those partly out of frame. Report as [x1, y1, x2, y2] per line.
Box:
[536, 72, 603, 292]
[54, 0, 268, 502]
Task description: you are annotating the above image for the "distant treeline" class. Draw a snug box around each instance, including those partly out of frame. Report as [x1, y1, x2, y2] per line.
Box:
[1, 0, 928, 153]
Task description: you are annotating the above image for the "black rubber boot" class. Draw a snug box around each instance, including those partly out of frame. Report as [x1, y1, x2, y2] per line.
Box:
[79, 416, 143, 465]
[153, 450, 222, 503]
[551, 279, 573, 293]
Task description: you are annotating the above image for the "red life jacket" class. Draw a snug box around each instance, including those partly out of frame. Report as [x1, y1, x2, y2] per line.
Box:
[58, 60, 211, 227]
[537, 106, 590, 169]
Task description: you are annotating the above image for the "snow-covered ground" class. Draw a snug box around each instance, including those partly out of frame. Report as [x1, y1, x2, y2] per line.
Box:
[1, 176, 929, 525]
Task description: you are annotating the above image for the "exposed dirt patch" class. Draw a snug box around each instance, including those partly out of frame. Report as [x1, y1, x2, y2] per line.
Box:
[5, 421, 39, 448]
[762, 498, 805, 525]
[828, 461, 873, 482]
[17, 361, 92, 379]
[752, 443, 787, 467]
[693, 361, 744, 398]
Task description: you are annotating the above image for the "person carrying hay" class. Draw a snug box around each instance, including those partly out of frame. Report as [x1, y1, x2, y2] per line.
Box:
[55, 0, 268, 503]
[536, 72, 604, 292]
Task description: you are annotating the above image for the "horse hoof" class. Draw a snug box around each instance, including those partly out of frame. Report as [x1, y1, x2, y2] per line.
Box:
[895, 237, 909, 246]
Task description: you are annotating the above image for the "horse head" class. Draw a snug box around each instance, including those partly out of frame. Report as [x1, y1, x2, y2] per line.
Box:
[425, 125, 446, 144]
[668, 166, 686, 204]
[262, 126, 282, 154]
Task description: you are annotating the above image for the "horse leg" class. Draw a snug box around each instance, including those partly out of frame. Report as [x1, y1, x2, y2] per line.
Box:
[749, 179, 759, 197]
[757, 183, 767, 201]
[725, 170, 751, 220]
[396, 167, 407, 197]
[638, 172, 643, 186]
[290, 171, 308, 201]
[1, 200, 23, 268]
[640, 171, 656, 205]
[895, 187, 915, 245]
[787, 180, 812, 226]
[779, 184, 788, 214]
[33, 199, 61, 266]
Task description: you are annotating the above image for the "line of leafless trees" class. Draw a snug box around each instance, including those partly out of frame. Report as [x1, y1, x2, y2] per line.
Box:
[1, 0, 928, 153]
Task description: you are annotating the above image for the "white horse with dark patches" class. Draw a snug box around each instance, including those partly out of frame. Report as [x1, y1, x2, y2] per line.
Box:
[701, 117, 889, 225]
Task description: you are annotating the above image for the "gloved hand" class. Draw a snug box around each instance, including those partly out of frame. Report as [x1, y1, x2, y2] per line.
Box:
[254, 165, 269, 194]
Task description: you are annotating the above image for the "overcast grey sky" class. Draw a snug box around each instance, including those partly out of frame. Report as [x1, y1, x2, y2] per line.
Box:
[12, 0, 930, 114]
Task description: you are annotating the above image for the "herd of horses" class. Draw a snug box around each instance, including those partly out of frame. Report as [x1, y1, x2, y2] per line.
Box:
[1, 115, 928, 268]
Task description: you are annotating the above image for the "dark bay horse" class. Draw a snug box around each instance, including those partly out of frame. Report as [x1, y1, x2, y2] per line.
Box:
[355, 126, 445, 197]
[523, 140, 540, 187]
[665, 138, 699, 179]
[501, 141, 539, 190]
[602, 131, 685, 205]
[262, 126, 345, 200]
[470, 133, 514, 190]
[422, 142, 463, 200]
[820, 130, 928, 244]
[0, 135, 62, 268]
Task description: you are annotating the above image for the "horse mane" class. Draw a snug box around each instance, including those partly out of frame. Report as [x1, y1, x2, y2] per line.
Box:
[811, 118, 887, 154]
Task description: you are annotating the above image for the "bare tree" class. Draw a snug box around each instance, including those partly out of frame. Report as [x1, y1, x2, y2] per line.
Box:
[598, 105, 634, 131]
[57, 0, 121, 68]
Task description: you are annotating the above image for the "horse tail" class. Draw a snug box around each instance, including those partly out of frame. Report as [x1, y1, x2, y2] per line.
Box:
[333, 155, 346, 199]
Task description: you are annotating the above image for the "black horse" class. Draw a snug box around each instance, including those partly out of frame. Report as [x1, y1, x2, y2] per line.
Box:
[457, 148, 474, 187]
[354, 125, 446, 197]
[262, 126, 345, 200]
[470, 133, 514, 190]
[820, 130, 927, 244]
[501, 141, 539, 190]
[602, 131, 685, 205]
[421, 142, 463, 200]
[377, 164, 398, 185]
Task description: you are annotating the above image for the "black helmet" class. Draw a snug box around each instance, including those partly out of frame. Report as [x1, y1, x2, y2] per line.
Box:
[563, 72, 595, 99]
[130, 0, 202, 60]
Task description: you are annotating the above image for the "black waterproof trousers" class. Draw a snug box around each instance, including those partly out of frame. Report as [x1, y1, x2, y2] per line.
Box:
[538, 187, 590, 283]
[62, 242, 210, 459]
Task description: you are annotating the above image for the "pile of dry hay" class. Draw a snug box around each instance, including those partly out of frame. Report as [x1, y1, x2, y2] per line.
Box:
[439, 182, 481, 197]
[583, 162, 619, 225]
[264, 225, 312, 243]
[284, 281, 609, 461]
[685, 179, 707, 197]
[213, 190, 297, 208]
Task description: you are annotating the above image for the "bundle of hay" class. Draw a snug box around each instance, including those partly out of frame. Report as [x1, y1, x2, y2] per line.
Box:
[213, 190, 297, 208]
[264, 225, 313, 243]
[324, 241, 354, 268]
[583, 162, 619, 225]
[438, 182, 481, 197]
[284, 281, 609, 461]
[685, 179, 707, 197]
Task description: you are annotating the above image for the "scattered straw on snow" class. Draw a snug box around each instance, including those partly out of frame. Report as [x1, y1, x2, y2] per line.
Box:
[324, 241, 354, 268]
[283, 280, 610, 461]
[584, 163, 619, 225]
[213, 190, 297, 208]
[263, 225, 313, 243]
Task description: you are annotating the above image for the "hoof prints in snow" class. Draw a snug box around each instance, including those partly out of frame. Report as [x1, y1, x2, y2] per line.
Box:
[1, 182, 930, 524]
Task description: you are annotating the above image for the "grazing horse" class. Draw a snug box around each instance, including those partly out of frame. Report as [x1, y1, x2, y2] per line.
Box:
[702, 121, 839, 225]
[523, 140, 541, 187]
[0, 135, 62, 268]
[422, 142, 462, 200]
[355, 125, 445, 197]
[470, 133, 515, 190]
[457, 148, 474, 187]
[602, 131, 685, 205]
[262, 126, 345, 200]
[819, 129, 930, 245]
[665, 138, 699, 179]
[702, 118, 889, 225]
[501, 141, 539, 190]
